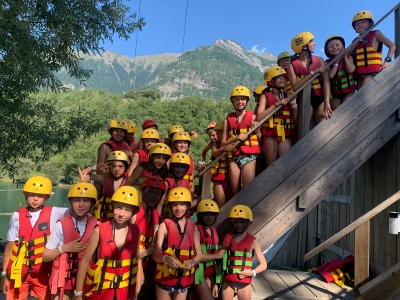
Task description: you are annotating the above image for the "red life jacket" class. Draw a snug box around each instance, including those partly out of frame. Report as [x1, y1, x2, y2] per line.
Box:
[132, 167, 154, 191]
[93, 175, 127, 222]
[211, 141, 228, 182]
[7, 206, 53, 288]
[162, 177, 191, 220]
[154, 219, 196, 288]
[284, 72, 294, 94]
[126, 137, 136, 152]
[326, 58, 356, 96]
[352, 30, 382, 74]
[260, 91, 293, 141]
[223, 232, 254, 284]
[197, 225, 219, 276]
[135, 150, 149, 165]
[135, 206, 159, 270]
[50, 216, 98, 297]
[102, 139, 131, 152]
[291, 56, 323, 97]
[84, 221, 139, 299]
[184, 156, 194, 189]
[226, 111, 260, 156]
[316, 255, 355, 287]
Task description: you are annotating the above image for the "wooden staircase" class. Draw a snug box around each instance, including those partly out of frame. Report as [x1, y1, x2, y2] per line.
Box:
[215, 57, 400, 254]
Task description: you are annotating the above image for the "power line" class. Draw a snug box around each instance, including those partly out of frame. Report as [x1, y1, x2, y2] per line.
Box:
[181, 0, 189, 53]
[132, 0, 142, 90]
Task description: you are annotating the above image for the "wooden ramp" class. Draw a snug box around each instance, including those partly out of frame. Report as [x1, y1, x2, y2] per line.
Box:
[215, 57, 400, 253]
[237, 270, 354, 300]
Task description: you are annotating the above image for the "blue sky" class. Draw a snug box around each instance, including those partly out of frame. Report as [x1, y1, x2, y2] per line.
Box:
[103, 0, 398, 59]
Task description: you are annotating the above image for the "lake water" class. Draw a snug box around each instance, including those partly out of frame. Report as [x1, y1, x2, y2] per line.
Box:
[0, 182, 70, 241]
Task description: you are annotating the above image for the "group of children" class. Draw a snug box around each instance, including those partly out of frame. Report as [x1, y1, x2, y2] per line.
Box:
[0, 9, 396, 300]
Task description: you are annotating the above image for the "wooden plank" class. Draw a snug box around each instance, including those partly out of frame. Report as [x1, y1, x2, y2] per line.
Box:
[262, 270, 294, 295]
[354, 220, 370, 300]
[276, 271, 316, 297]
[339, 203, 347, 250]
[262, 116, 400, 259]
[292, 271, 331, 297]
[332, 202, 340, 247]
[306, 207, 318, 268]
[359, 261, 400, 300]
[308, 273, 354, 300]
[215, 61, 400, 236]
[349, 170, 357, 254]
[200, 169, 211, 200]
[251, 274, 274, 295]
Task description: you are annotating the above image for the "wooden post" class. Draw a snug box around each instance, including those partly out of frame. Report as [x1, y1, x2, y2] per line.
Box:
[200, 169, 212, 200]
[354, 220, 370, 299]
[297, 83, 311, 209]
[395, 7, 400, 120]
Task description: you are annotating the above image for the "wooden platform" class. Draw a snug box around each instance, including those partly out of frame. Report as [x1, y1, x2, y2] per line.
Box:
[239, 269, 354, 300]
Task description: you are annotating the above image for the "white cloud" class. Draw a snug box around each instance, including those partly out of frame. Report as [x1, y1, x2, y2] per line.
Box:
[252, 45, 267, 54]
[320, 48, 324, 52]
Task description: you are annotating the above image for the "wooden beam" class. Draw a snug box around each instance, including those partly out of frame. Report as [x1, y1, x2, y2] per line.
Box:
[304, 189, 400, 262]
[354, 221, 370, 300]
[256, 114, 400, 254]
[200, 169, 211, 199]
[215, 58, 400, 236]
[395, 7, 400, 120]
[359, 261, 400, 300]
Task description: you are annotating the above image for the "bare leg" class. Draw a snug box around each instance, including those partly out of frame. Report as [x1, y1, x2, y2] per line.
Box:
[314, 103, 325, 124]
[241, 160, 256, 189]
[228, 158, 241, 196]
[342, 92, 353, 103]
[221, 281, 235, 300]
[278, 139, 292, 158]
[358, 75, 373, 89]
[264, 136, 278, 166]
[156, 285, 172, 300]
[329, 97, 342, 111]
[236, 284, 252, 300]
[194, 280, 214, 300]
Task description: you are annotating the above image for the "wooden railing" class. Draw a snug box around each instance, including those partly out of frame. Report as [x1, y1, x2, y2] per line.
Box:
[304, 191, 400, 299]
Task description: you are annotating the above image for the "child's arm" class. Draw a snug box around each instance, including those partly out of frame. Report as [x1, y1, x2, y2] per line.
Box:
[134, 230, 143, 299]
[320, 58, 333, 119]
[96, 145, 109, 175]
[288, 63, 327, 92]
[343, 54, 356, 74]
[128, 152, 140, 176]
[124, 165, 143, 187]
[78, 162, 107, 184]
[289, 97, 299, 124]
[183, 226, 203, 270]
[1, 241, 14, 294]
[75, 226, 100, 300]
[375, 31, 396, 69]
[237, 239, 267, 279]
[201, 142, 213, 163]
[221, 118, 247, 147]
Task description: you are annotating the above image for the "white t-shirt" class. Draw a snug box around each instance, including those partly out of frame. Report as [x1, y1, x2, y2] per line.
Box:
[6, 207, 70, 242]
[45, 218, 89, 250]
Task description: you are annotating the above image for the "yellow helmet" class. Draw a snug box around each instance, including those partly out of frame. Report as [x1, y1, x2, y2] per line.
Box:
[214, 121, 224, 131]
[291, 32, 315, 54]
[324, 35, 345, 58]
[352, 10, 374, 28]
[264, 66, 286, 84]
[229, 205, 253, 222]
[68, 182, 97, 201]
[230, 86, 250, 99]
[106, 151, 130, 164]
[149, 143, 171, 159]
[23, 176, 52, 195]
[126, 120, 137, 133]
[168, 125, 184, 137]
[141, 128, 160, 141]
[172, 132, 191, 145]
[167, 187, 192, 204]
[111, 186, 142, 208]
[277, 51, 292, 63]
[170, 153, 191, 166]
[252, 85, 267, 95]
[109, 119, 127, 131]
[197, 199, 219, 214]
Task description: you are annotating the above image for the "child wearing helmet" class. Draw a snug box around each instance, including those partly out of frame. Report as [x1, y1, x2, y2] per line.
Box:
[125, 120, 138, 152]
[192, 199, 221, 300]
[79, 151, 130, 222]
[222, 86, 260, 196]
[211, 121, 233, 207]
[128, 128, 160, 176]
[219, 205, 267, 300]
[2, 176, 70, 300]
[349, 10, 396, 89]
[277, 51, 294, 95]
[152, 187, 224, 300]
[162, 153, 193, 220]
[172, 132, 195, 193]
[288, 32, 333, 123]
[324, 35, 356, 106]
[197, 122, 218, 171]
[257, 66, 298, 166]
[125, 143, 171, 189]
[43, 183, 98, 300]
[75, 186, 142, 300]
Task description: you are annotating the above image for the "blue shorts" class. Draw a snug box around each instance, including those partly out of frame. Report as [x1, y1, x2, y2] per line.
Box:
[157, 283, 189, 294]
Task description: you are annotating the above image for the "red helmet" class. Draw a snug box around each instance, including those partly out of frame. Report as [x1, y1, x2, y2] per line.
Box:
[205, 122, 217, 133]
[142, 119, 158, 130]
[141, 176, 166, 191]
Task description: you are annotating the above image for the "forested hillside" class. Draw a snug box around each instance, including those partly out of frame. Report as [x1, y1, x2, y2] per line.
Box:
[7, 89, 255, 183]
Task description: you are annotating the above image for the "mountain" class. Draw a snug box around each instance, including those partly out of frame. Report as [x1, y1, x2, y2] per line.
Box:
[57, 40, 276, 100]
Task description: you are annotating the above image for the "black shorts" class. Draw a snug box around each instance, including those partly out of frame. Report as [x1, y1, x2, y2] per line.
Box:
[311, 92, 324, 111]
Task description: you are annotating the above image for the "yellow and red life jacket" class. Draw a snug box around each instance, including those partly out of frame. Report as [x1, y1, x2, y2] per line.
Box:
[195, 225, 219, 284]
[102, 138, 131, 153]
[93, 175, 127, 222]
[326, 58, 356, 96]
[135, 206, 159, 270]
[315, 255, 354, 288]
[226, 111, 260, 156]
[162, 176, 191, 220]
[7, 206, 53, 288]
[84, 221, 139, 299]
[211, 141, 228, 182]
[284, 72, 294, 94]
[222, 232, 254, 284]
[352, 30, 382, 75]
[291, 56, 323, 97]
[261, 91, 294, 141]
[154, 219, 196, 288]
[50, 215, 97, 298]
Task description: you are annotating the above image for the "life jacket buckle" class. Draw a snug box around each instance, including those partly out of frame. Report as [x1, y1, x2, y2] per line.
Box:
[112, 274, 123, 289]
[26, 240, 35, 248]
[113, 260, 122, 268]
[26, 249, 35, 257]
[26, 259, 35, 267]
